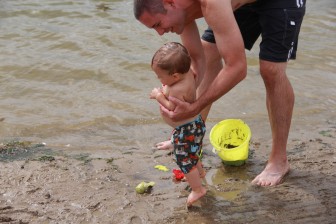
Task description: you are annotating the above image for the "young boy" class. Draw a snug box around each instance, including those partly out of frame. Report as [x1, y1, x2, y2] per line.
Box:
[150, 42, 206, 207]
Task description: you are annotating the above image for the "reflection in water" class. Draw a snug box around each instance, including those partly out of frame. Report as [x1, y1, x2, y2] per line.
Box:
[206, 165, 250, 201]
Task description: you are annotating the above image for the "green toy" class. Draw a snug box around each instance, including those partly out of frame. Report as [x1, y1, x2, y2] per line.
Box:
[135, 181, 155, 194]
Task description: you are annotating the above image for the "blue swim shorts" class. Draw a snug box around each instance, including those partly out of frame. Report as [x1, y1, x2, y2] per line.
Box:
[171, 115, 206, 174]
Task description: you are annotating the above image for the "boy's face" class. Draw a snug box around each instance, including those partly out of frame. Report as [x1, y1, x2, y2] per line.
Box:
[138, 5, 186, 35]
[152, 64, 179, 86]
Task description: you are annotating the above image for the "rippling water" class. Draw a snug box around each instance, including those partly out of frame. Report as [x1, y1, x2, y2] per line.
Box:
[1, 0, 335, 152]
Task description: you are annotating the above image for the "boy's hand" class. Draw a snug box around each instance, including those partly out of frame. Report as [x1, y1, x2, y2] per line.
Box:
[150, 87, 162, 99]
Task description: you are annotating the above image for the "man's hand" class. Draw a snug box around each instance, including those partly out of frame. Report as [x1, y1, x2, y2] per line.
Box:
[159, 96, 199, 121]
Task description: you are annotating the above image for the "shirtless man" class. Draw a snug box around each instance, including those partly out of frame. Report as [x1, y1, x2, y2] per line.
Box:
[133, 0, 306, 186]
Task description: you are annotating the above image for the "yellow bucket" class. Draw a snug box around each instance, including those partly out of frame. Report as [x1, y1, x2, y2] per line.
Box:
[210, 119, 251, 166]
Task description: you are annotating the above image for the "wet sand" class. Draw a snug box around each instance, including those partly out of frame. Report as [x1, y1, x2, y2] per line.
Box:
[0, 121, 335, 224]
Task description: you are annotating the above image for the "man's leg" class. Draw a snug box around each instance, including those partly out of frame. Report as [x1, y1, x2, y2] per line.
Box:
[198, 40, 223, 121]
[252, 60, 293, 186]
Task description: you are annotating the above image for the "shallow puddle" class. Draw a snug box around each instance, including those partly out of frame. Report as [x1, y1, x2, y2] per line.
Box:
[206, 164, 250, 201]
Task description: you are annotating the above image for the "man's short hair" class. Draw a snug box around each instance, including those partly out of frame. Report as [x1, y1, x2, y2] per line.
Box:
[134, 0, 167, 19]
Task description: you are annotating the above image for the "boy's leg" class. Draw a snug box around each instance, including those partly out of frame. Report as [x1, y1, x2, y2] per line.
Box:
[184, 168, 207, 207]
[196, 160, 206, 178]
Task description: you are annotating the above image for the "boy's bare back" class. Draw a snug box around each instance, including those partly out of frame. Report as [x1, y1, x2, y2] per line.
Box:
[161, 70, 198, 128]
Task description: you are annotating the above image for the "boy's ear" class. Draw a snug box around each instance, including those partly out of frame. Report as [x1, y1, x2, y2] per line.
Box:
[172, 73, 181, 80]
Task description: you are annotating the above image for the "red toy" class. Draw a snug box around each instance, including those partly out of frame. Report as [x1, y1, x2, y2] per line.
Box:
[173, 169, 185, 181]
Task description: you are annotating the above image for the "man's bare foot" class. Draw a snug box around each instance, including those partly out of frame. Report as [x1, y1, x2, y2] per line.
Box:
[155, 140, 173, 150]
[252, 161, 290, 186]
[186, 186, 206, 207]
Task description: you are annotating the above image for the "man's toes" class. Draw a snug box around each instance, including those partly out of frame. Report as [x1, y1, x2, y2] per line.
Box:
[251, 175, 261, 185]
[264, 181, 272, 186]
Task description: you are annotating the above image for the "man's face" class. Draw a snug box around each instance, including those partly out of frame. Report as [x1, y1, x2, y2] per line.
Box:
[138, 6, 185, 35]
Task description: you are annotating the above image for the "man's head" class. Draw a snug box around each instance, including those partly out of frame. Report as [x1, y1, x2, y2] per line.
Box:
[134, 0, 167, 20]
[133, 0, 186, 35]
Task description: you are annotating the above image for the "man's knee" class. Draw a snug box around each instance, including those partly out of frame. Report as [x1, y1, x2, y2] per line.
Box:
[259, 60, 287, 86]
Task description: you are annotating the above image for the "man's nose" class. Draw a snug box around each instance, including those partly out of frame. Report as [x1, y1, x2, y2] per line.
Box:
[154, 27, 165, 36]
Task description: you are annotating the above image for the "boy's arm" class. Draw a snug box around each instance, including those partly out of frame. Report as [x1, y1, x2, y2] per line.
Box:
[150, 87, 176, 111]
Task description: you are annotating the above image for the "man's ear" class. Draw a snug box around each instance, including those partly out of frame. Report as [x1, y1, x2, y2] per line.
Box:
[163, 0, 175, 8]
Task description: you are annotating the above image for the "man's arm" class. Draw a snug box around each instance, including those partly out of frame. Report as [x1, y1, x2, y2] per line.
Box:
[161, 0, 247, 121]
[196, 0, 247, 105]
[180, 21, 206, 88]
[231, 0, 256, 10]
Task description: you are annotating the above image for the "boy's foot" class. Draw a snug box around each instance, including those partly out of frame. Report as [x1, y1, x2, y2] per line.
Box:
[186, 187, 206, 208]
[155, 140, 173, 150]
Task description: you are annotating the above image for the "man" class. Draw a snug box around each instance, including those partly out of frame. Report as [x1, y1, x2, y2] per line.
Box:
[134, 0, 306, 186]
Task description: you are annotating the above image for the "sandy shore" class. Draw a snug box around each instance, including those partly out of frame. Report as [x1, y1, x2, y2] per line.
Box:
[0, 121, 335, 224]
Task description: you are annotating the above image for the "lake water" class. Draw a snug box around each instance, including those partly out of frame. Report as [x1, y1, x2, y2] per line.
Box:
[1, 0, 335, 153]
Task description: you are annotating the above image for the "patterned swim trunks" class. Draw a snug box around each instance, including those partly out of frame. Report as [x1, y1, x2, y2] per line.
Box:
[171, 115, 206, 174]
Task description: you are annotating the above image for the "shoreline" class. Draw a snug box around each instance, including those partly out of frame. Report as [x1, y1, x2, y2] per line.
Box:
[1, 121, 335, 223]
